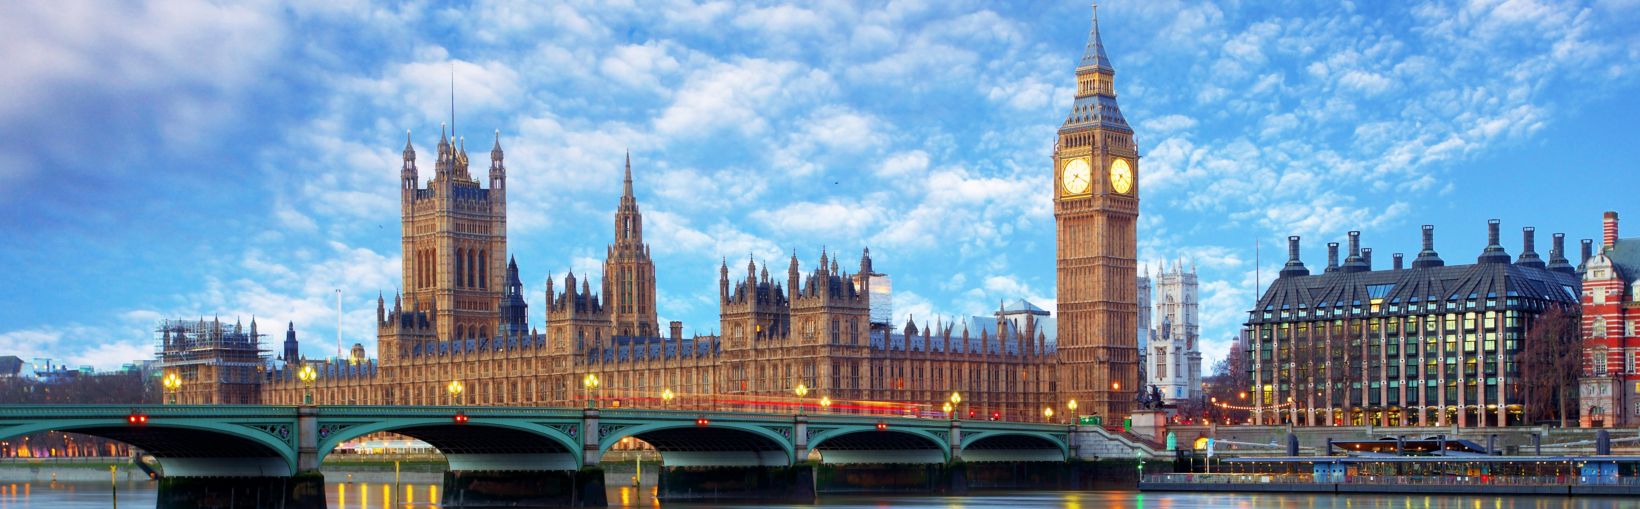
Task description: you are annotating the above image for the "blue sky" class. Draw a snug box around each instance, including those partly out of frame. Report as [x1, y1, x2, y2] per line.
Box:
[2, 0, 1637, 370]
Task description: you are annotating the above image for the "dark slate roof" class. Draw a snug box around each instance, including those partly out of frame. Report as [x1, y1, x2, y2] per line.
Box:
[1605, 237, 1640, 285]
[1250, 259, 1580, 325]
[1078, 7, 1112, 71]
[1063, 95, 1131, 133]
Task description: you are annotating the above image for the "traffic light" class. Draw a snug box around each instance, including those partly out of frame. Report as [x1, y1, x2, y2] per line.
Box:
[452, 412, 469, 424]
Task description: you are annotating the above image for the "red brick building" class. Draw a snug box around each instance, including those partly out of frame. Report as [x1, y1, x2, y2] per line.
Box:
[1580, 211, 1640, 427]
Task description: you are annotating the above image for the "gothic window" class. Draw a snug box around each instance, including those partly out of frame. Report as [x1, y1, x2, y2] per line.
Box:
[455, 247, 469, 288]
[1594, 318, 1608, 337]
[479, 250, 488, 289]
[456, 324, 465, 339]
[831, 319, 840, 343]
[479, 326, 488, 339]
[467, 250, 477, 288]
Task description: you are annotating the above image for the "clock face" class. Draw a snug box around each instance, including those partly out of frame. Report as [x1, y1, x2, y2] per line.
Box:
[1061, 158, 1092, 195]
[1110, 158, 1134, 194]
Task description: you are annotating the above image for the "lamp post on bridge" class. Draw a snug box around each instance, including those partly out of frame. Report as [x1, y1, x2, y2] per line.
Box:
[661, 388, 675, 409]
[162, 372, 182, 405]
[446, 379, 465, 406]
[948, 392, 962, 421]
[820, 396, 832, 414]
[794, 383, 809, 415]
[583, 373, 601, 409]
[297, 364, 318, 406]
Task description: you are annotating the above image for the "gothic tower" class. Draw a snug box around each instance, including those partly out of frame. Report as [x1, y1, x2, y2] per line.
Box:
[399, 127, 509, 341]
[1053, 5, 1140, 419]
[605, 153, 659, 337]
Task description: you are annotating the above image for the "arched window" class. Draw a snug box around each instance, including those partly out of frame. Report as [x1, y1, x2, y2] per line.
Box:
[466, 249, 476, 288]
[455, 248, 465, 288]
[1593, 317, 1608, 337]
[479, 250, 488, 289]
[456, 324, 465, 340]
[479, 326, 488, 339]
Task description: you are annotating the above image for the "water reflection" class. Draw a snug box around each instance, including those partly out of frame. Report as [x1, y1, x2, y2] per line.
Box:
[0, 482, 1638, 509]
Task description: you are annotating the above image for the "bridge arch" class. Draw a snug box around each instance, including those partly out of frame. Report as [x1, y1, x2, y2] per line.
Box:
[0, 419, 297, 477]
[959, 430, 1069, 462]
[317, 418, 582, 471]
[598, 421, 794, 467]
[807, 426, 949, 464]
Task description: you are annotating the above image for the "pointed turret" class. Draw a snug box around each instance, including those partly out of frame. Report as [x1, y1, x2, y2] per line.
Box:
[489, 130, 506, 190]
[623, 150, 634, 198]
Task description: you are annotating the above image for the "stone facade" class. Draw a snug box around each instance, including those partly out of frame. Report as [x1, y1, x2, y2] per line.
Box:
[1052, 6, 1141, 420]
[1148, 260, 1202, 404]
[191, 7, 1138, 424]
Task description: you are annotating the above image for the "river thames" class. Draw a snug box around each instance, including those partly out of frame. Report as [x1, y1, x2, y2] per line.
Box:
[4, 481, 1640, 509]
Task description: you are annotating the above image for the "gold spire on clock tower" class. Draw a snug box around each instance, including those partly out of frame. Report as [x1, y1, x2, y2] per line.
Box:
[1053, 3, 1140, 420]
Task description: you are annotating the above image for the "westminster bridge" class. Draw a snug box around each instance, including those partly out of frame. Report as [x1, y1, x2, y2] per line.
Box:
[0, 405, 1161, 507]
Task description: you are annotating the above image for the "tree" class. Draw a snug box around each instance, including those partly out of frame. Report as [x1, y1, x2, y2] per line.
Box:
[1202, 334, 1253, 424]
[1516, 306, 1582, 427]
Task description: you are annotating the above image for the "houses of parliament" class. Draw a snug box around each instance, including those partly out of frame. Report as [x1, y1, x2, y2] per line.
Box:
[163, 7, 1142, 422]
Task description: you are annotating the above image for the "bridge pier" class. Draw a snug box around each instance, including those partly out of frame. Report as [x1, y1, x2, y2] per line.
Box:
[656, 464, 814, 503]
[156, 472, 325, 509]
[297, 406, 320, 472]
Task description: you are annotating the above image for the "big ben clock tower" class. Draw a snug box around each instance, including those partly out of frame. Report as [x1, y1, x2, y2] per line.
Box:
[1054, 4, 1139, 420]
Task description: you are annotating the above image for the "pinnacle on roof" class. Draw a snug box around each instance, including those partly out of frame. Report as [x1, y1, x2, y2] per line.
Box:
[403, 130, 415, 157]
[491, 129, 503, 159]
[623, 150, 634, 197]
[1079, 3, 1114, 72]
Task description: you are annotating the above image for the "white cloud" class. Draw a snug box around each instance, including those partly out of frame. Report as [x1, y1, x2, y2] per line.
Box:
[655, 58, 835, 137]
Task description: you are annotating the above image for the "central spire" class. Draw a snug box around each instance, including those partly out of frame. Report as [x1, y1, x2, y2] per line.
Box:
[623, 150, 634, 199]
[1062, 2, 1129, 133]
[1080, 2, 1112, 72]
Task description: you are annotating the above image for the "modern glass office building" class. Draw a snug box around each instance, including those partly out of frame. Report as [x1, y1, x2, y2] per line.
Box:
[1245, 221, 1582, 427]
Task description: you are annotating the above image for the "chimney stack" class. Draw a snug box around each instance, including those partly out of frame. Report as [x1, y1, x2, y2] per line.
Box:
[1413, 225, 1445, 268]
[1478, 219, 1511, 264]
[1279, 236, 1310, 278]
[1547, 233, 1575, 274]
[1516, 227, 1546, 269]
[1393, 253, 1404, 270]
[1605, 211, 1620, 252]
[1362, 248, 1373, 270]
[670, 320, 683, 340]
[1326, 242, 1340, 273]
[1582, 239, 1594, 266]
[1341, 231, 1369, 273]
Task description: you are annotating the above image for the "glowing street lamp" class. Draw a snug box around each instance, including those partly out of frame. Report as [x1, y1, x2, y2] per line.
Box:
[162, 372, 183, 405]
[794, 383, 809, 414]
[1044, 406, 1055, 421]
[297, 364, 318, 405]
[446, 380, 464, 405]
[820, 396, 832, 413]
[583, 373, 601, 408]
[1067, 399, 1079, 414]
[942, 402, 954, 418]
[661, 388, 675, 407]
[949, 392, 963, 421]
